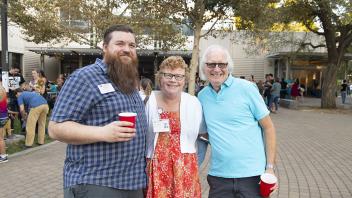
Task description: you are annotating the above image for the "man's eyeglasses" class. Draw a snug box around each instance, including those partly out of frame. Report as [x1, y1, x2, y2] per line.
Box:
[160, 72, 185, 81]
[206, 63, 228, 69]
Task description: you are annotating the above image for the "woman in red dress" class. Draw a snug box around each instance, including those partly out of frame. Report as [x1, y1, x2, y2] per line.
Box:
[145, 56, 205, 198]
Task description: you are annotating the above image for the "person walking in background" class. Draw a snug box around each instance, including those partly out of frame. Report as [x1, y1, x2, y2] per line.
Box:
[48, 25, 147, 198]
[257, 80, 265, 97]
[264, 74, 273, 108]
[145, 56, 205, 198]
[0, 83, 9, 163]
[198, 45, 277, 198]
[290, 78, 300, 100]
[280, 78, 288, 99]
[15, 88, 49, 148]
[269, 78, 281, 113]
[139, 77, 153, 104]
[299, 83, 305, 102]
[341, 79, 348, 104]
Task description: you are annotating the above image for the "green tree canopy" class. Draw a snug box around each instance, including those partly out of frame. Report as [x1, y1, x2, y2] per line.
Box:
[8, 0, 187, 50]
[227, 0, 352, 108]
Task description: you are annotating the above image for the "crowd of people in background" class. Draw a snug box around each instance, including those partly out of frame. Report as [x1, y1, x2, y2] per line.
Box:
[237, 73, 351, 113]
[0, 67, 67, 163]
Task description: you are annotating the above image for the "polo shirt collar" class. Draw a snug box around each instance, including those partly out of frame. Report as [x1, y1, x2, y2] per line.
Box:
[208, 74, 234, 91]
[223, 75, 234, 87]
[208, 74, 234, 89]
[96, 58, 108, 74]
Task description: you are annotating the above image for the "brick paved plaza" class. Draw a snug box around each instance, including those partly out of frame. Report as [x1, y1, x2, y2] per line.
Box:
[1, 101, 352, 198]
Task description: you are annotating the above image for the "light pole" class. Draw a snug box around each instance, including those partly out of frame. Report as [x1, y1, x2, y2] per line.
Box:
[1, 0, 9, 91]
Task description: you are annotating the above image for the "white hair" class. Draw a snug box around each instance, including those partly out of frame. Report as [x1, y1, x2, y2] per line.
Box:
[199, 45, 234, 81]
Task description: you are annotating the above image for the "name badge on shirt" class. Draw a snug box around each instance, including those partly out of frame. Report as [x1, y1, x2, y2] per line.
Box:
[98, 83, 115, 94]
[152, 119, 170, 133]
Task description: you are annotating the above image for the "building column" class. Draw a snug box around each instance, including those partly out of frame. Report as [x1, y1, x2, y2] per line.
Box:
[40, 54, 44, 71]
[59, 58, 62, 75]
[277, 60, 281, 78]
[153, 52, 159, 86]
[285, 57, 290, 80]
[79, 55, 83, 68]
[8, 52, 12, 68]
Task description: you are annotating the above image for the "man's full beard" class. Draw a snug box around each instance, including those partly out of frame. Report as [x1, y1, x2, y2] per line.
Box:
[105, 52, 139, 94]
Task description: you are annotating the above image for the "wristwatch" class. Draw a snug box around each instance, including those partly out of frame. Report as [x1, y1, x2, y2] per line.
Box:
[266, 163, 275, 170]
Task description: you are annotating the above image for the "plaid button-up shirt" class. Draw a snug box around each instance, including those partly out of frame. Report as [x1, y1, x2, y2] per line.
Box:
[51, 59, 147, 190]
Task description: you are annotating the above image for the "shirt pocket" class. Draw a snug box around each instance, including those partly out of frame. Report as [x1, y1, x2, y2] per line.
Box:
[89, 92, 122, 125]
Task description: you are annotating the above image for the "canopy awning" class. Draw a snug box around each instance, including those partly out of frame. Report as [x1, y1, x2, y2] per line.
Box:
[27, 47, 192, 58]
[266, 52, 352, 61]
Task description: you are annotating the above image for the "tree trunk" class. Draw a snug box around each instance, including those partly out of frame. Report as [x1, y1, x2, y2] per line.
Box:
[187, 24, 202, 96]
[321, 62, 337, 108]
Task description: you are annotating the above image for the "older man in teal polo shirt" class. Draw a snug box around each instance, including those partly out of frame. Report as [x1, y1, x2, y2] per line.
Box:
[198, 45, 277, 198]
[15, 88, 49, 148]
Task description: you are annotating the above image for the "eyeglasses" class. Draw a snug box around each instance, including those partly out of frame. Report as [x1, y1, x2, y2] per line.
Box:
[160, 72, 185, 81]
[206, 63, 228, 69]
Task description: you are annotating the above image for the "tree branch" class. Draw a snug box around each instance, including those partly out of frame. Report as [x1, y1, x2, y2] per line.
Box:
[118, 4, 129, 16]
[301, 42, 326, 49]
[200, 18, 219, 37]
[183, 0, 191, 17]
[303, 20, 324, 35]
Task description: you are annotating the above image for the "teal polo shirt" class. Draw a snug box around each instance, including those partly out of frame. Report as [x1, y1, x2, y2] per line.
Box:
[198, 75, 269, 178]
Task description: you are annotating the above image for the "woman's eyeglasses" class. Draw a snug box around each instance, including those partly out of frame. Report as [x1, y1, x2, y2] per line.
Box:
[160, 72, 185, 81]
[205, 63, 228, 69]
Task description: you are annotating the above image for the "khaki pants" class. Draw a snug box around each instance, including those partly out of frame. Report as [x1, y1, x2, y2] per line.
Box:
[0, 127, 4, 139]
[0, 119, 12, 139]
[4, 119, 11, 137]
[26, 104, 49, 146]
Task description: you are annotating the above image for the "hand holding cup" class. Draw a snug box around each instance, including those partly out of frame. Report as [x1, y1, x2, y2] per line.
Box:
[260, 173, 278, 198]
[101, 113, 137, 142]
[118, 112, 137, 128]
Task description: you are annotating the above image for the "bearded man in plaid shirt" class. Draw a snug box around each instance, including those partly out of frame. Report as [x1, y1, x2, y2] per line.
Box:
[49, 25, 147, 198]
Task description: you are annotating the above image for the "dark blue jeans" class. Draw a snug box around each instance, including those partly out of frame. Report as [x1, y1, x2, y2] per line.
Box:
[269, 95, 280, 111]
[341, 91, 347, 104]
[64, 184, 144, 198]
[207, 175, 262, 198]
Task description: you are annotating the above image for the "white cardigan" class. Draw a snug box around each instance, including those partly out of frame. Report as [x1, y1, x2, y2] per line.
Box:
[145, 91, 205, 158]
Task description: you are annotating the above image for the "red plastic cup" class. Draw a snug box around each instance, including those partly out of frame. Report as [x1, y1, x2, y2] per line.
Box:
[260, 173, 277, 198]
[118, 112, 137, 128]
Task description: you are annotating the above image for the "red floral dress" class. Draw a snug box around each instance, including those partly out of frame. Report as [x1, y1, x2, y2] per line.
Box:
[146, 111, 201, 198]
